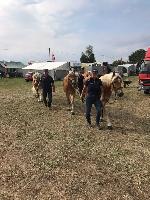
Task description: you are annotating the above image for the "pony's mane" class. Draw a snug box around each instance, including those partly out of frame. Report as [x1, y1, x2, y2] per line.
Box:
[33, 72, 41, 79]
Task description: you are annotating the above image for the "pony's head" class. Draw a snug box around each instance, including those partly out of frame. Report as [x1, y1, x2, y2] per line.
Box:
[68, 71, 78, 88]
[33, 72, 41, 87]
[111, 71, 124, 97]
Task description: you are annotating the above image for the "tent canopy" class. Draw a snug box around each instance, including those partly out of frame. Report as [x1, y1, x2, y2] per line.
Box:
[23, 62, 68, 71]
[22, 61, 69, 80]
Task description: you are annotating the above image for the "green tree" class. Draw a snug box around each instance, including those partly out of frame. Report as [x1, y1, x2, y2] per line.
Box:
[129, 49, 146, 63]
[80, 52, 88, 63]
[80, 45, 96, 63]
[112, 59, 126, 66]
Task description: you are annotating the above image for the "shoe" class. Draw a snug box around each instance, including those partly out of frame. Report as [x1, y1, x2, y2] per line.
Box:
[87, 122, 93, 128]
[96, 124, 101, 130]
[48, 106, 52, 110]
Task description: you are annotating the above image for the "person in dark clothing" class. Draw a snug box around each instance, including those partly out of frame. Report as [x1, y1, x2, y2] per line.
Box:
[77, 67, 85, 95]
[40, 69, 55, 108]
[81, 69, 103, 129]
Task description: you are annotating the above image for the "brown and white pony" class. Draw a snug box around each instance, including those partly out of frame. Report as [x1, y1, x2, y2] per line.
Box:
[63, 71, 78, 115]
[100, 71, 124, 129]
[32, 72, 42, 101]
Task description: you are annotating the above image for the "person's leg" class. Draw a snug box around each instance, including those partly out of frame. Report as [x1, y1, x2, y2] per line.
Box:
[85, 97, 92, 125]
[43, 90, 47, 106]
[78, 85, 83, 96]
[94, 99, 102, 126]
[47, 92, 52, 107]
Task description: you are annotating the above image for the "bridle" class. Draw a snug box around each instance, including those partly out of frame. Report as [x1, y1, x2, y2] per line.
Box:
[111, 76, 123, 92]
[68, 73, 78, 89]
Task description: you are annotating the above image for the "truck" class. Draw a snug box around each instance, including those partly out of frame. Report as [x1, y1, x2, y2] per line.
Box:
[138, 48, 150, 94]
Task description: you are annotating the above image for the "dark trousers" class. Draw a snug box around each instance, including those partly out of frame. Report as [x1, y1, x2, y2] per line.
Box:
[43, 90, 52, 107]
[78, 86, 83, 95]
[85, 96, 102, 125]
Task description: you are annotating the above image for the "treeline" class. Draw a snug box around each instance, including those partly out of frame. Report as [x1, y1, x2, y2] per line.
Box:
[80, 45, 146, 65]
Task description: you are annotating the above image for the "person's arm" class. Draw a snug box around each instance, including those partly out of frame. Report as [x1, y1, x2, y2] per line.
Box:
[52, 83, 55, 93]
[100, 85, 104, 101]
[80, 81, 88, 102]
[38, 76, 42, 88]
[100, 79, 104, 101]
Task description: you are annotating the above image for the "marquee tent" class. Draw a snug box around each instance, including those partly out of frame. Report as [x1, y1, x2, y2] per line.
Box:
[23, 61, 69, 80]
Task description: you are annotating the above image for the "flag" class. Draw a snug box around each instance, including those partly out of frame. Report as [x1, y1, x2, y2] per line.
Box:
[49, 48, 50, 58]
[28, 61, 32, 65]
[52, 53, 55, 62]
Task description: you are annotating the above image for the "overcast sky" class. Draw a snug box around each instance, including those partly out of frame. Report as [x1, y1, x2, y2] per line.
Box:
[0, 0, 150, 64]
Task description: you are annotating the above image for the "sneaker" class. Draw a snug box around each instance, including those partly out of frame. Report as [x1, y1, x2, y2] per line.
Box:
[87, 122, 93, 128]
[48, 106, 52, 110]
[96, 124, 101, 130]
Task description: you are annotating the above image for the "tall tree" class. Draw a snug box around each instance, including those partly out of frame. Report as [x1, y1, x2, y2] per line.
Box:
[112, 59, 126, 66]
[80, 45, 96, 63]
[80, 52, 88, 63]
[129, 49, 146, 63]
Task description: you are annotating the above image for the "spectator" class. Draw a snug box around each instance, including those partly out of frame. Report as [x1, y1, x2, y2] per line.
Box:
[77, 67, 85, 95]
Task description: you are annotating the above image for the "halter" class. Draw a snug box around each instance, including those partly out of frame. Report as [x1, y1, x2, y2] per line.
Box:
[68, 72, 77, 89]
[111, 76, 123, 92]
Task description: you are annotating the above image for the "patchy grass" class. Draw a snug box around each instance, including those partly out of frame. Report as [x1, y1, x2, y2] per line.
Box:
[0, 77, 150, 200]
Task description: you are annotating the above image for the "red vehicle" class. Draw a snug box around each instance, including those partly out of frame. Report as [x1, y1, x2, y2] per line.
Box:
[139, 48, 150, 94]
[24, 72, 33, 82]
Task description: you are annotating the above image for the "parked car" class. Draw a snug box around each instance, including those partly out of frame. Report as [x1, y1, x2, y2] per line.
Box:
[24, 72, 33, 82]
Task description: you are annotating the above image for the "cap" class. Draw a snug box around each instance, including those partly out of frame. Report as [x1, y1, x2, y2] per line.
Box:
[44, 69, 48, 72]
[92, 69, 98, 73]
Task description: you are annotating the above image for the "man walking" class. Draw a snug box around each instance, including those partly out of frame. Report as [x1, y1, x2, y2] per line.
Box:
[77, 67, 85, 95]
[40, 69, 55, 109]
[81, 69, 103, 129]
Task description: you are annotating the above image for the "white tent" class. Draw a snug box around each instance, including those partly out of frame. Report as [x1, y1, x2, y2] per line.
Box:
[117, 64, 136, 76]
[23, 61, 69, 80]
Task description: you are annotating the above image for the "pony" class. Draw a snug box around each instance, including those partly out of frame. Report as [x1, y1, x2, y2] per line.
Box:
[63, 71, 78, 115]
[32, 72, 43, 101]
[83, 71, 92, 80]
[100, 71, 124, 129]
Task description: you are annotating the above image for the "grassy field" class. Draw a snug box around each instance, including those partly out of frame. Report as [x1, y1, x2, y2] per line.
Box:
[0, 77, 150, 200]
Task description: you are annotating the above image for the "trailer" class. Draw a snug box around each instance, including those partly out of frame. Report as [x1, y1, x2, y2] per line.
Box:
[138, 48, 150, 94]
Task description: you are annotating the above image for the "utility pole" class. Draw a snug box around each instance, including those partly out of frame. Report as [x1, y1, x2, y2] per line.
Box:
[48, 48, 51, 61]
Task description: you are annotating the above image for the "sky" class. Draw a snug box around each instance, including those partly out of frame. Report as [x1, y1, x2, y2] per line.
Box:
[0, 0, 150, 64]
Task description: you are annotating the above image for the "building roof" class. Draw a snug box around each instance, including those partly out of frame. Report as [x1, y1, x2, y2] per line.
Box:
[118, 64, 135, 68]
[0, 61, 25, 68]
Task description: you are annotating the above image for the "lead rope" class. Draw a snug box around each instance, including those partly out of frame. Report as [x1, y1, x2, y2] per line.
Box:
[120, 94, 125, 134]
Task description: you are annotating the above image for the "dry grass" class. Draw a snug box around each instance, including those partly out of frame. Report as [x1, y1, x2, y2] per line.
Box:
[0, 77, 150, 200]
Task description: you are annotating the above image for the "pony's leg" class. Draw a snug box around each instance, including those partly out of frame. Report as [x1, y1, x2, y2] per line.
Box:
[66, 92, 71, 111]
[66, 92, 71, 104]
[70, 94, 75, 115]
[100, 102, 104, 122]
[105, 107, 112, 129]
[38, 89, 43, 102]
[101, 103, 112, 129]
[36, 88, 39, 98]
[100, 106, 104, 122]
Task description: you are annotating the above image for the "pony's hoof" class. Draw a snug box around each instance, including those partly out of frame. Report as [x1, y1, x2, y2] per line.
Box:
[107, 125, 113, 130]
[71, 111, 75, 115]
